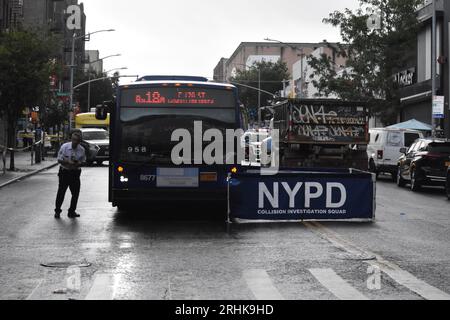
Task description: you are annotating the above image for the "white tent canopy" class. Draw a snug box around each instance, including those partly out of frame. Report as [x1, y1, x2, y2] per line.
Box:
[386, 119, 432, 131]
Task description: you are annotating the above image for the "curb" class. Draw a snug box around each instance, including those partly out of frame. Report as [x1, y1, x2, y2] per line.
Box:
[0, 162, 59, 189]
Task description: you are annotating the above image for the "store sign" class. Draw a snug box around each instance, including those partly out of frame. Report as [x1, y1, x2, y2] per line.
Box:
[393, 68, 416, 87]
[432, 96, 445, 119]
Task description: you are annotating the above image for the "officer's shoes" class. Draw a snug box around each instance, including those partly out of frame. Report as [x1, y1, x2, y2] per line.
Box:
[68, 212, 81, 219]
[54, 210, 62, 219]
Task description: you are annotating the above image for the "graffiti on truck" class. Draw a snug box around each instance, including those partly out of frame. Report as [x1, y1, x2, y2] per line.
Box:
[292, 104, 366, 125]
[293, 124, 366, 142]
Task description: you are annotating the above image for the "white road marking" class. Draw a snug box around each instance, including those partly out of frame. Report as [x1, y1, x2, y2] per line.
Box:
[309, 268, 369, 300]
[85, 273, 116, 300]
[243, 269, 284, 300]
[304, 222, 450, 300]
[26, 279, 44, 300]
[367, 259, 450, 300]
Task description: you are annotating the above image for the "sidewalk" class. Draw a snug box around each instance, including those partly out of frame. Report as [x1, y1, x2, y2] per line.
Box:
[0, 150, 58, 188]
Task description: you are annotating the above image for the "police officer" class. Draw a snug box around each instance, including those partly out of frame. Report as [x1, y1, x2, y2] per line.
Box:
[54, 132, 86, 219]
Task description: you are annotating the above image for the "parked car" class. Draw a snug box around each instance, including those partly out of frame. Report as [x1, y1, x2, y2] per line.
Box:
[367, 128, 423, 181]
[397, 138, 450, 192]
[78, 128, 110, 166]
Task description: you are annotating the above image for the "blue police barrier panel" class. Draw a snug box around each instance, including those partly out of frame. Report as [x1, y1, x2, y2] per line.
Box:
[227, 168, 376, 222]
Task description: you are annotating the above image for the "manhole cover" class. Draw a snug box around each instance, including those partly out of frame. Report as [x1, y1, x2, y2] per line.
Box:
[40, 261, 91, 268]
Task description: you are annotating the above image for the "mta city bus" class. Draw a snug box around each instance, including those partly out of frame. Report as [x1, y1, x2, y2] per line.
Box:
[102, 76, 246, 209]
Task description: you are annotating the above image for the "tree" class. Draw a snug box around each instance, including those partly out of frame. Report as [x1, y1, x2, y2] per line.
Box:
[307, 0, 422, 124]
[231, 60, 290, 121]
[0, 29, 59, 170]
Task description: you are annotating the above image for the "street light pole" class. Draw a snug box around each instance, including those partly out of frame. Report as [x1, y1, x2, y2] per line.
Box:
[104, 67, 128, 74]
[68, 29, 115, 132]
[258, 68, 261, 126]
[69, 33, 76, 131]
[87, 65, 92, 112]
[264, 38, 302, 98]
[431, 0, 437, 137]
[87, 54, 121, 112]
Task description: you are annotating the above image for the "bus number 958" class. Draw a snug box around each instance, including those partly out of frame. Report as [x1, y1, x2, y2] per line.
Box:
[128, 146, 147, 153]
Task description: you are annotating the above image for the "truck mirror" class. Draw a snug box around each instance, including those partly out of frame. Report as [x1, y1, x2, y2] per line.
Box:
[95, 105, 107, 120]
[400, 147, 407, 154]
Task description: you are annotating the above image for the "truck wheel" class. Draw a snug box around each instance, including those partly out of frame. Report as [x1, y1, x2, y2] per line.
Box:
[116, 203, 131, 212]
[410, 168, 421, 192]
[397, 166, 406, 187]
[391, 172, 397, 183]
[446, 175, 450, 200]
[369, 159, 379, 178]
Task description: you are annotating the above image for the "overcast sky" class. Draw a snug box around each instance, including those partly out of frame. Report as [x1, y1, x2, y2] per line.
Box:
[81, 0, 360, 81]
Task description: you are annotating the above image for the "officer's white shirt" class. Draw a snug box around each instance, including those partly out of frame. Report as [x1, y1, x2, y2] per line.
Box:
[57, 142, 86, 170]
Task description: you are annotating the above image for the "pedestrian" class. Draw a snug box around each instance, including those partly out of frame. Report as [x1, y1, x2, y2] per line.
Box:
[54, 131, 86, 219]
[23, 129, 29, 149]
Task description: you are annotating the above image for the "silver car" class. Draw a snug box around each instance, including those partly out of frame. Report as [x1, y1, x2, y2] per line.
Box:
[78, 128, 110, 166]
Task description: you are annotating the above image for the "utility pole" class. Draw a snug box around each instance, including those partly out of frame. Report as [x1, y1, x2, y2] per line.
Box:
[258, 68, 261, 126]
[69, 32, 76, 134]
[431, 0, 437, 137]
[68, 29, 115, 133]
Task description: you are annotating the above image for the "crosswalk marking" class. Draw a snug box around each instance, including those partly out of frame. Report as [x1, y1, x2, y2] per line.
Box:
[85, 273, 116, 300]
[304, 221, 450, 300]
[25, 279, 44, 300]
[367, 260, 450, 300]
[309, 268, 369, 300]
[243, 269, 284, 300]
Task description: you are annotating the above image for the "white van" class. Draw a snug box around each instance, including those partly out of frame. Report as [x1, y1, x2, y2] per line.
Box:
[367, 128, 424, 181]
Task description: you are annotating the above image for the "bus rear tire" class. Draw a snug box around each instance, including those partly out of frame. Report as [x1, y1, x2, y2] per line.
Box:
[116, 202, 132, 212]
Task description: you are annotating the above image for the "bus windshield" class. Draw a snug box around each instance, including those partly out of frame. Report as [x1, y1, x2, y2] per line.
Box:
[119, 86, 237, 164]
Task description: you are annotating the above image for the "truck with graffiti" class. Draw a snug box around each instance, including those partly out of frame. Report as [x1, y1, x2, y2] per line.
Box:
[272, 99, 370, 170]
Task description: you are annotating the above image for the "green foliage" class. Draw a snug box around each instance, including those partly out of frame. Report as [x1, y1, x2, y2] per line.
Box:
[0, 30, 59, 121]
[307, 0, 422, 124]
[231, 60, 290, 120]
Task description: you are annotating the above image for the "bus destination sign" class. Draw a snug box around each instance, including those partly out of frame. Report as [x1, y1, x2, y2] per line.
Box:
[135, 90, 215, 106]
[121, 87, 234, 108]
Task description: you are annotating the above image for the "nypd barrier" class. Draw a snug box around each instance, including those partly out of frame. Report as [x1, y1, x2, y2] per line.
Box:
[227, 169, 376, 222]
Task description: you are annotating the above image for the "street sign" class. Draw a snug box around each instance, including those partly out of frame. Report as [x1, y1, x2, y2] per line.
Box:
[432, 95, 445, 119]
[57, 92, 70, 97]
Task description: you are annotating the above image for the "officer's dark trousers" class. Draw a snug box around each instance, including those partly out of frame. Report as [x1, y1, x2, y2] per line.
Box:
[55, 168, 81, 214]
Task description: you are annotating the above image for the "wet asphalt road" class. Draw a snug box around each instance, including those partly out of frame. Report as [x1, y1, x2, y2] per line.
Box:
[0, 166, 449, 300]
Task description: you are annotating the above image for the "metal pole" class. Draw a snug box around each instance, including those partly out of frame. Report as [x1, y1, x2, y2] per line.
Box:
[432, 0, 437, 137]
[87, 66, 92, 112]
[258, 68, 261, 126]
[69, 33, 76, 134]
